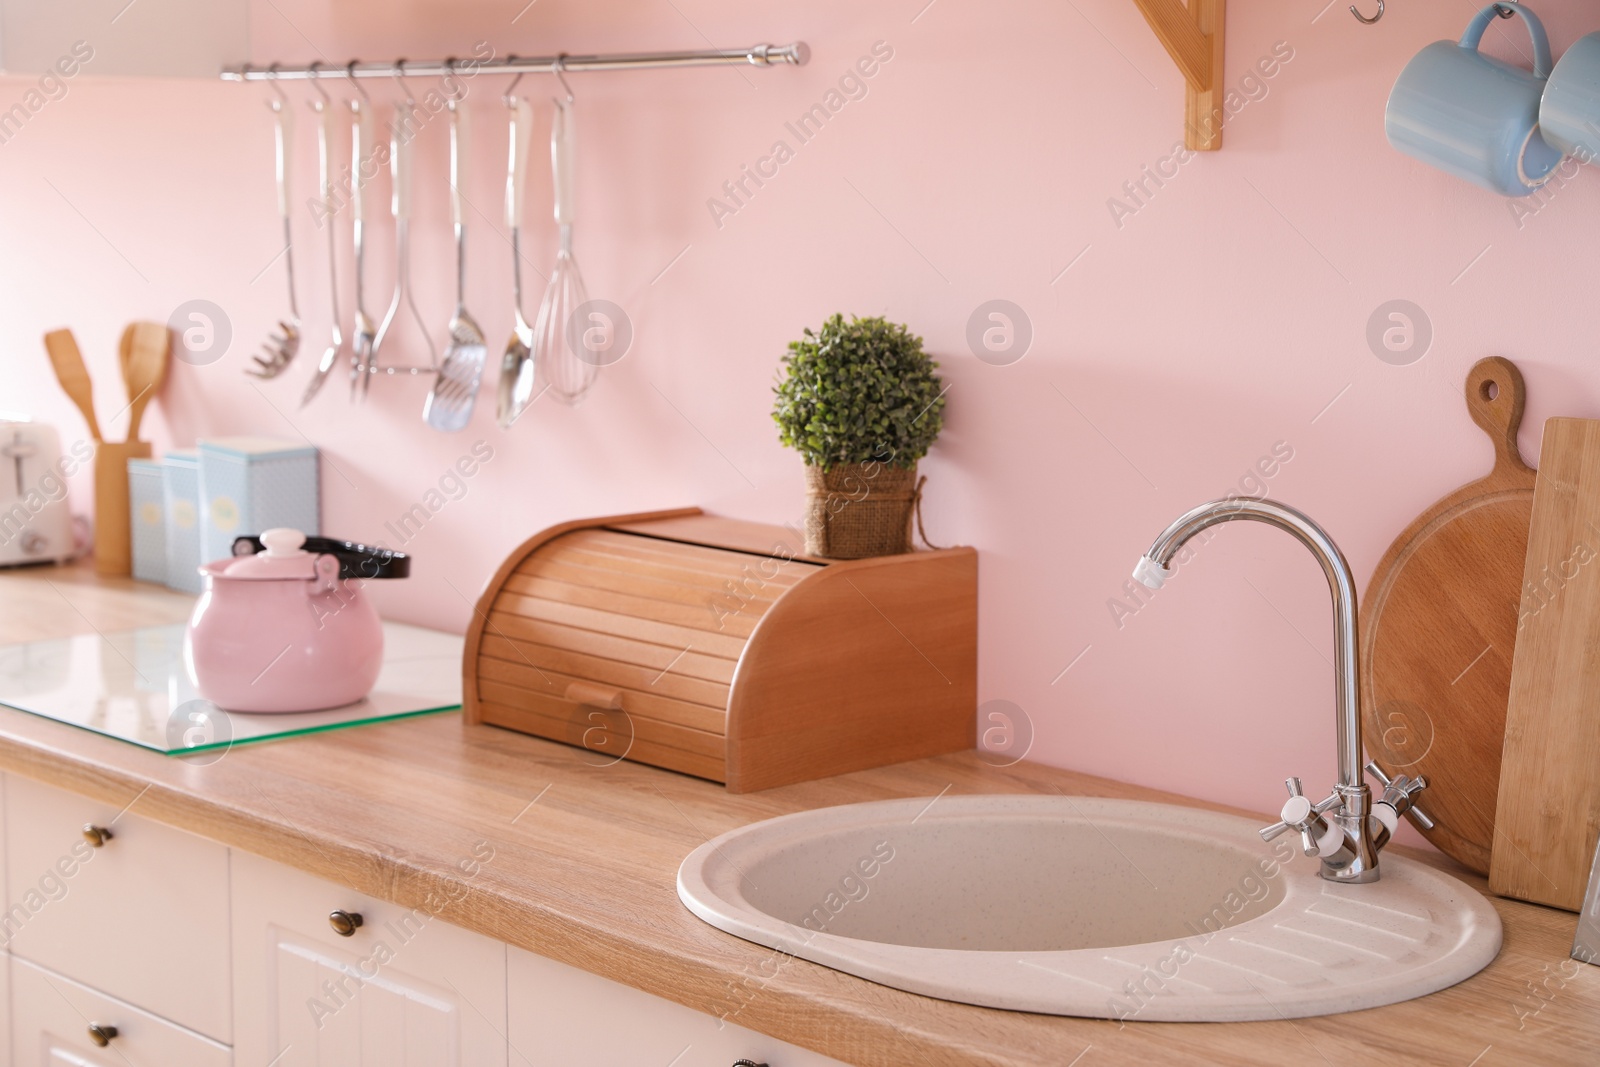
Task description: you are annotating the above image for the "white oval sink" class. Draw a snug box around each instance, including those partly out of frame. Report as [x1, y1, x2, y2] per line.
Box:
[677, 796, 1502, 1022]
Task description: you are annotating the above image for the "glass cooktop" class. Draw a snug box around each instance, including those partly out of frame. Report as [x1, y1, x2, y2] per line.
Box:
[0, 622, 462, 756]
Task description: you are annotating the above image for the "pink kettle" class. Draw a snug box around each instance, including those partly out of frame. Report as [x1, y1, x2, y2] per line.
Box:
[184, 528, 406, 713]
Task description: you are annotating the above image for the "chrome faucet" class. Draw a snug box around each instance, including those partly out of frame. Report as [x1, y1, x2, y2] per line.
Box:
[1133, 498, 1432, 884]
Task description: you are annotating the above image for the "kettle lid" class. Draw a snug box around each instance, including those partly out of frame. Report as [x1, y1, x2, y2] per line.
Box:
[220, 528, 316, 579]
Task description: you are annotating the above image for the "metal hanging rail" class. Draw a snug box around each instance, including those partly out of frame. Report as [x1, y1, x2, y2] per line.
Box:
[220, 43, 809, 81]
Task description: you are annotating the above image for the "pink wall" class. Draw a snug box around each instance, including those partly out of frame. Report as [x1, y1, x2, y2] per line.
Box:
[5, 0, 1599, 825]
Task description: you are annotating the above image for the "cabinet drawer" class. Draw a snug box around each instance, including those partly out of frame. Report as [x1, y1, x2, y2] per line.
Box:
[508, 946, 849, 1067]
[231, 850, 506, 1067]
[11, 956, 230, 1067]
[3, 776, 231, 1042]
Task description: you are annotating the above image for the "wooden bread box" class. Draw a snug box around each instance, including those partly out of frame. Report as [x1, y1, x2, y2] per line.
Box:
[463, 508, 977, 792]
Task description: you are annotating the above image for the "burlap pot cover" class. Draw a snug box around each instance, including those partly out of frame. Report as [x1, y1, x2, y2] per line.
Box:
[803, 463, 918, 559]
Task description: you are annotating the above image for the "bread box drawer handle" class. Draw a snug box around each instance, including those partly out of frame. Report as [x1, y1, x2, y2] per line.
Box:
[565, 681, 624, 710]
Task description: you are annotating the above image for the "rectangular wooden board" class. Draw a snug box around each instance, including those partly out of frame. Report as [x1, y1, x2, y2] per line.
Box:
[1492, 417, 1600, 911]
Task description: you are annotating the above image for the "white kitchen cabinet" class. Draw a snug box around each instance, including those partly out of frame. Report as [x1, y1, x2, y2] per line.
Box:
[0, 0, 248, 78]
[3, 776, 232, 1043]
[231, 850, 507, 1067]
[508, 946, 849, 1067]
[11, 956, 230, 1067]
[0, 770, 9, 1067]
[0, 768, 857, 1066]
[0, 952, 10, 1067]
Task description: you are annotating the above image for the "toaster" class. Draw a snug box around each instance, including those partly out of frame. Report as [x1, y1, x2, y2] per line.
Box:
[0, 419, 80, 567]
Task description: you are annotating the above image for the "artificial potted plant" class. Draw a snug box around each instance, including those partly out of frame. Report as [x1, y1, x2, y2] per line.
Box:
[773, 314, 946, 559]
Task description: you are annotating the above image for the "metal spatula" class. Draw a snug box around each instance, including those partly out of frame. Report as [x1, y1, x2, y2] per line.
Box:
[425, 96, 488, 432]
[345, 89, 379, 399]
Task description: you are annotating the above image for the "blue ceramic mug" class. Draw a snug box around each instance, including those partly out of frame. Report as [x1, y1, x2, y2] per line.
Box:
[1385, 4, 1564, 197]
[1542, 31, 1600, 159]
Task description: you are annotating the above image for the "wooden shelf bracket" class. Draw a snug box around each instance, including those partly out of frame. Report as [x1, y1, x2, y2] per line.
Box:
[1131, 0, 1227, 151]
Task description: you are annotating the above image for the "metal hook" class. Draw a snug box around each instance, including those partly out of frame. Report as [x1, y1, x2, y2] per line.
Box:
[264, 62, 289, 112]
[345, 59, 371, 109]
[1351, 0, 1511, 24]
[307, 60, 330, 111]
[503, 56, 525, 108]
[392, 58, 419, 103]
[552, 54, 575, 104]
[441, 57, 467, 103]
[1350, 0, 1383, 24]
[392, 58, 420, 135]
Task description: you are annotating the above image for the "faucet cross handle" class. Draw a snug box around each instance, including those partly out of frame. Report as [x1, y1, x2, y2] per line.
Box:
[1259, 777, 1343, 856]
[1365, 761, 1435, 831]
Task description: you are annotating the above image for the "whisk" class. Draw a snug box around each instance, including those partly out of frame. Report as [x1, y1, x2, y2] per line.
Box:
[533, 66, 597, 405]
[248, 70, 301, 379]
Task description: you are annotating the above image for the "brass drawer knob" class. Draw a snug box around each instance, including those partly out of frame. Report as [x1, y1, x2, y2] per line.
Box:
[87, 1023, 118, 1047]
[328, 909, 364, 937]
[82, 824, 114, 848]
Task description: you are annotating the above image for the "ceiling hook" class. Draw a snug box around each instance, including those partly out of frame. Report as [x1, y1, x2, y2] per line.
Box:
[307, 60, 330, 111]
[552, 54, 575, 105]
[504, 56, 525, 108]
[1494, 2, 1519, 17]
[1350, 0, 1384, 24]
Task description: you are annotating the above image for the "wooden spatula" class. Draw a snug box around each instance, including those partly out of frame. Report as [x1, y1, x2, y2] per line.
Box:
[118, 323, 134, 383]
[122, 322, 169, 443]
[43, 328, 103, 442]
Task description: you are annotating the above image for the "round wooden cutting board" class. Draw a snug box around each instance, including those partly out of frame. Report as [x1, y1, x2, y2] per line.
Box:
[1359, 357, 1535, 875]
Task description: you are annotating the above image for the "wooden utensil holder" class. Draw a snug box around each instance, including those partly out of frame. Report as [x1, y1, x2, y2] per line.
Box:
[463, 509, 977, 792]
[93, 440, 153, 576]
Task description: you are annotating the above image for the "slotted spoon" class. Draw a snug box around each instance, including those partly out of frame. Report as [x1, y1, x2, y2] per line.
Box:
[248, 82, 300, 379]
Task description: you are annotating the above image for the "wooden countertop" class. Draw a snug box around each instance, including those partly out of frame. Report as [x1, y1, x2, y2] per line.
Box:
[1, 564, 1595, 1066]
